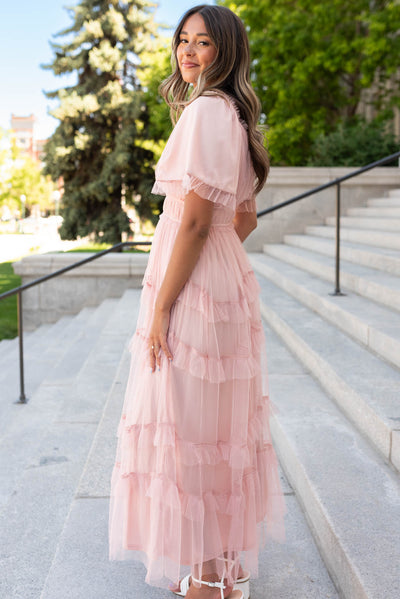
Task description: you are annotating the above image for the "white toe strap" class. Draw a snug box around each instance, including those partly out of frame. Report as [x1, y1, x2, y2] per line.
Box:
[180, 574, 192, 594]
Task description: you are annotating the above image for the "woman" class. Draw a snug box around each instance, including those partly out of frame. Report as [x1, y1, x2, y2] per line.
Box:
[109, 5, 286, 599]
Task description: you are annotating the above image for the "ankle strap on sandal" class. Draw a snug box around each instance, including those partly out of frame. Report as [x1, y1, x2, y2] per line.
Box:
[191, 576, 225, 598]
[191, 555, 239, 599]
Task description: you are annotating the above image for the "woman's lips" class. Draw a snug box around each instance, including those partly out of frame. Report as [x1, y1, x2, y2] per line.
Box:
[181, 62, 199, 68]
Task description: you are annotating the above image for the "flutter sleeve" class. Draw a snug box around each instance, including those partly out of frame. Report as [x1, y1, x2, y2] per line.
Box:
[152, 95, 249, 209]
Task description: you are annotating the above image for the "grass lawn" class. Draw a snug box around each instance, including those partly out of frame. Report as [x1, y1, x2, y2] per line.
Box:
[0, 262, 21, 340]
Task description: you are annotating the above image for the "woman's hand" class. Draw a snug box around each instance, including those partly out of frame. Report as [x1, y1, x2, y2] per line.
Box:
[148, 304, 173, 372]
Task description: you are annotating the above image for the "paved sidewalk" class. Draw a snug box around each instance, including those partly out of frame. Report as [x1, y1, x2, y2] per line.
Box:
[0, 231, 84, 264]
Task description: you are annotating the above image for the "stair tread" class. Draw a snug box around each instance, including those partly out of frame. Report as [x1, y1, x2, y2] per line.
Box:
[306, 225, 400, 249]
[0, 307, 97, 439]
[251, 251, 400, 331]
[369, 201, 400, 209]
[263, 322, 400, 598]
[254, 265, 400, 434]
[0, 311, 94, 378]
[347, 207, 400, 216]
[249, 251, 400, 372]
[265, 243, 400, 295]
[285, 233, 400, 260]
[326, 216, 400, 231]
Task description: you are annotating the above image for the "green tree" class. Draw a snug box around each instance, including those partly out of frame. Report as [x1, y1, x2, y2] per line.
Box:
[221, 0, 400, 165]
[43, 0, 161, 243]
[0, 130, 54, 216]
[138, 35, 173, 159]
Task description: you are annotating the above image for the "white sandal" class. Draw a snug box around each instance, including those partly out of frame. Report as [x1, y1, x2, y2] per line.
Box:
[172, 556, 249, 599]
[171, 574, 192, 597]
[190, 574, 243, 599]
[233, 571, 250, 599]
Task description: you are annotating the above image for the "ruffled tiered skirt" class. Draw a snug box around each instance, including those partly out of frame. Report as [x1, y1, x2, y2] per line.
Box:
[108, 196, 286, 589]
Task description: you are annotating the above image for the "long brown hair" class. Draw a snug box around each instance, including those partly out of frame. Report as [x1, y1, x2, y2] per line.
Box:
[160, 4, 269, 194]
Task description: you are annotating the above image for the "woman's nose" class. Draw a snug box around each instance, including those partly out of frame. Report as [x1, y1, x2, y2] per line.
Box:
[184, 42, 195, 55]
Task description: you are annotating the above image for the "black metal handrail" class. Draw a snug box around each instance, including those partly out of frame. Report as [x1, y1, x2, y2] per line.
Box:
[256, 150, 400, 295]
[0, 241, 151, 403]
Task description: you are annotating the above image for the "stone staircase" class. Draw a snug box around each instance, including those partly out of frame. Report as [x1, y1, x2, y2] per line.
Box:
[248, 187, 400, 599]
[1, 188, 399, 598]
[0, 292, 337, 599]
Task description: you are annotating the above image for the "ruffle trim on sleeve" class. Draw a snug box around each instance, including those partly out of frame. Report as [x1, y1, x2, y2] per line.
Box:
[237, 198, 257, 212]
[152, 175, 236, 208]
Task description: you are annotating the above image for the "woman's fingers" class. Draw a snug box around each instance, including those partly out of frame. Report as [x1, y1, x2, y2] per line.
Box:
[159, 336, 173, 365]
[148, 342, 156, 372]
[148, 337, 173, 371]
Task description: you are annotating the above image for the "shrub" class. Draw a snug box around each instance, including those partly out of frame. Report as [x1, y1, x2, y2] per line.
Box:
[308, 118, 399, 166]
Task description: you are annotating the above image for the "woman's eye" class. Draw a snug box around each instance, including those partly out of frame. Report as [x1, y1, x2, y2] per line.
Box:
[179, 38, 209, 46]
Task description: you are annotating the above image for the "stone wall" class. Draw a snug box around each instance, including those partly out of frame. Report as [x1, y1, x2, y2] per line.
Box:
[244, 166, 400, 251]
[13, 252, 149, 330]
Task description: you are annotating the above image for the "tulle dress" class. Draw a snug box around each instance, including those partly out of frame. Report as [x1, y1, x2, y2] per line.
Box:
[108, 93, 286, 590]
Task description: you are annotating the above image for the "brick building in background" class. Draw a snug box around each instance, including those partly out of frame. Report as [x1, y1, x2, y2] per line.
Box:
[10, 113, 47, 162]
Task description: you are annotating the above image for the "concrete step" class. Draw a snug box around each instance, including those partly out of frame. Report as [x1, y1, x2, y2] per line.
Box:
[283, 234, 400, 276]
[262, 322, 400, 599]
[0, 308, 96, 439]
[263, 243, 400, 313]
[0, 300, 118, 511]
[0, 337, 19, 360]
[0, 323, 53, 369]
[307, 224, 400, 251]
[347, 207, 400, 217]
[0, 289, 140, 599]
[389, 189, 400, 197]
[326, 215, 400, 232]
[250, 252, 400, 372]
[39, 334, 339, 599]
[249, 260, 400, 471]
[0, 320, 71, 361]
[0, 317, 76, 385]
[368, 197, 400, 207]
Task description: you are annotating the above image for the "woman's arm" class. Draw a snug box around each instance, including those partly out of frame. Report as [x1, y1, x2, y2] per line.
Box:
[148, 190, 214, 371]
[233, 209, 258, 242]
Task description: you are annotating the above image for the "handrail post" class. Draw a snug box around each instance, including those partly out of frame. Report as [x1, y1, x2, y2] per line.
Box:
[17, 290, 27, 403]
[332, 182, 345, 296]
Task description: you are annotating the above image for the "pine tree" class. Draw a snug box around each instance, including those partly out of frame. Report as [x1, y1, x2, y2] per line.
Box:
[43, 0, 161, 243]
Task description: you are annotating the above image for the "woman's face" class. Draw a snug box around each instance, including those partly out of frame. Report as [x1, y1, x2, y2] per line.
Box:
[177, 13, 217, 85]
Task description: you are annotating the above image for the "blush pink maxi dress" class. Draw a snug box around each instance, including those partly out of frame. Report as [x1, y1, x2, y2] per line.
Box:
[108, 93, 286, 590]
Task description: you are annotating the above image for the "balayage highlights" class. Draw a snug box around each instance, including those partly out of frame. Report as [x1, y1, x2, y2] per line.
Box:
[159, 4, 269, 195]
